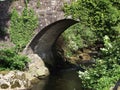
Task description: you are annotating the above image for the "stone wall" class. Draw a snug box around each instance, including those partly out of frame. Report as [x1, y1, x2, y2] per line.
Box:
[0, 0, 73, 49]
[10, 0, 72, 30]
[28, 0, 72, 30]
[0, 0, 72, 35]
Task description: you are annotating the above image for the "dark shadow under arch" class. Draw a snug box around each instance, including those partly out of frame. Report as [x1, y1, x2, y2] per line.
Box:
[24, 19, 78, 67]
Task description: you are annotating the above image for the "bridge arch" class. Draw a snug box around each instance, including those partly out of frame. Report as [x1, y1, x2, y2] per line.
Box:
[24, 19, 78, 67]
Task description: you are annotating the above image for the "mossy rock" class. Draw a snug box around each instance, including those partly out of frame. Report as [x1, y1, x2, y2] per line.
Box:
[0, 71, 10, 76]
[1, 84, 9, 89]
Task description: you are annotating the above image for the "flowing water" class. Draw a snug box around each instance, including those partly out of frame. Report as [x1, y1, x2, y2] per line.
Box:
[31, 69, 83, 90]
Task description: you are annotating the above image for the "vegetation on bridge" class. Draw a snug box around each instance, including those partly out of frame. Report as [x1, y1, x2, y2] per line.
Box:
[0, 3, 38, 70]
[10, 8, 38, 51]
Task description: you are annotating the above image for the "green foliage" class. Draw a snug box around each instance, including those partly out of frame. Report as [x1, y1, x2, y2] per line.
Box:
[64, 1, 120, 89]
[64, 0, 120, 40]
[62, 0, 120, 89]
[37, 0, 40, 8]
[63, 23, 96, 57]
[79, 36, 120, 90]
[79, 64, 120, 90]
[0, 48, 30, 71]
[0, 2, 35, 71]
[10, 8, 38, 51]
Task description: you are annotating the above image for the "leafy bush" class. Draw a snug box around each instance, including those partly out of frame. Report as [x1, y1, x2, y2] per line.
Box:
[79, 36, 120, 90]
[10, 8, 38, 51]
[0, 48, 30, 71]
[64, 0, 120, 40]
[0, 1, 37, 71]
[63, 1, 120, 89]
[62, 23, 96, 57]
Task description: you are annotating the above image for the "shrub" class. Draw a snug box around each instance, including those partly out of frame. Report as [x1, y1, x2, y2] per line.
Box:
[78, 36, 120, 90]
[64, 0, 120, 40]
[62, 23, 96, 57]
[10, 8, 38, 51]
[0, 48, 30, 71]
[63, 1, 120, 89]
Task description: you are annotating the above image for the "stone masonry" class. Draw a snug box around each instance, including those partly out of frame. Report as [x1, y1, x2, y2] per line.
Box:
[28, 0, 73, 30]
[0, 0, 73, 34]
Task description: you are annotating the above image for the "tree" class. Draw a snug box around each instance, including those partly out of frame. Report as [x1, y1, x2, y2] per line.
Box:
[64, 0, 120, 40]
[63, 0, 120, 89]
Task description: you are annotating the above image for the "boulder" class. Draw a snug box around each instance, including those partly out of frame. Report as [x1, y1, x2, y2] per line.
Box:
[0, 54, 49, 90]
[27, 54, 49, 78]
[0, 71, 30, 90]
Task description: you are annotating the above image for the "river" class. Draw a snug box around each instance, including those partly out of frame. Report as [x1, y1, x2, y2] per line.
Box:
[31, 68, 83, 90]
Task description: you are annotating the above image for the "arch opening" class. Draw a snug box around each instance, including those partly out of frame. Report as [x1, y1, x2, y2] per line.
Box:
[24, 19, 78, 69]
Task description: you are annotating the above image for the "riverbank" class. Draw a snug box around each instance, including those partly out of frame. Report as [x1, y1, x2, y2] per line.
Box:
[0, 53, 49, 90]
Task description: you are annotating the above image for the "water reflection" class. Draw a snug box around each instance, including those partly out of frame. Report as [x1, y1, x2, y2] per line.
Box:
[31, 70, 82, 90]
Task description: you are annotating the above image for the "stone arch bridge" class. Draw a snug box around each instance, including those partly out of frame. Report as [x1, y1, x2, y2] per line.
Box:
[23, 19, 78, 67]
